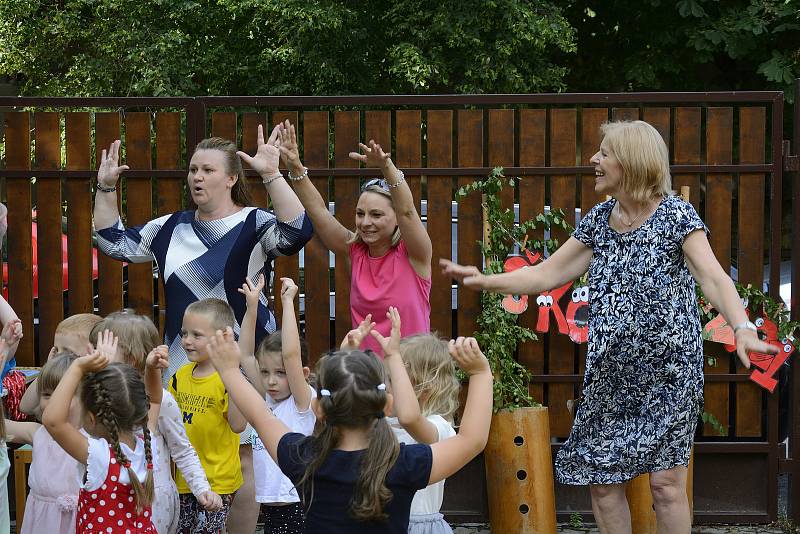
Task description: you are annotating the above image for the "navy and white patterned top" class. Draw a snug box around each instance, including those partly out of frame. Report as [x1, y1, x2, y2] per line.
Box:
[555, 195, 708, 485]
[96, 208, 313, 380]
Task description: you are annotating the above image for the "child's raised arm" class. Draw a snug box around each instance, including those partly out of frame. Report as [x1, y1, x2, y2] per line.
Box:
[207, 328, 289, 462]
[340, 314, 375, 352]
[237, 274, 267, 398]
[372, 307, 439, 444]
[427, 337, 492, 485]
[279, 278, 311, 411]
[42, 352, 110, 464]
[145, 343, 168, 431]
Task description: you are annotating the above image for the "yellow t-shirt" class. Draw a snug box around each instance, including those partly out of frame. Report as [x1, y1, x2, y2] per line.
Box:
[169, 363, 243, 495]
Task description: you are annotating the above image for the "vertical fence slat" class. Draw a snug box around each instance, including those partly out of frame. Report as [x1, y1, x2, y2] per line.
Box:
[673, 108, 702, 209]
[736, 107, 766, 438]
[705, 107, 736, 436]
[95, 113, 124, 316]
[271, 111, 300, 325]
[612, 108, 640, 121]
[302, 111, 331, 363]
[334, 112, 360, 345]
[125, 113, 154, 317]
[35, 112, 64, 363]
[242, 112, 268, 209]
[643, 108, 671, 150]
[518, 109, 547, 404]
[65, 112, 95, 316]
[488, 109, 515, 210]
[456, 110, 483, 339]
[395, 111, 422, 211]
[426, 111, 453, 338]
[211, 112, 237, 142]
[548, 109, 578, 437]
[5, 113, 34, 365]
[155, 112, 183, 336]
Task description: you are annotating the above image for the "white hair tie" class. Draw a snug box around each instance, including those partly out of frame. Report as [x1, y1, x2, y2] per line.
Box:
[376, 383, 386, 391]
[320, 389, 331, 397]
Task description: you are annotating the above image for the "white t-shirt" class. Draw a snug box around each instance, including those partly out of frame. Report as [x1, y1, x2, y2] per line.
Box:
[253, 384, 316, 503]
[81, 434, 159, 491]
[388, 414, 456, 515]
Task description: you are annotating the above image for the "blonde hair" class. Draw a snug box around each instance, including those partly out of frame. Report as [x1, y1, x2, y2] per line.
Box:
[38, 351, 79, 398]
[90, 310, 160, 374]
[600, 120, 672, 203]
[346, 183, 402, 247]
[399, 333, 461, 425]
[185, 298, 236, 331]
[56, 313, 103, 338]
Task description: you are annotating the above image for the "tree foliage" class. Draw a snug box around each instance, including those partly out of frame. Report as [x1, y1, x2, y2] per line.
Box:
[0, 0, 575, 96]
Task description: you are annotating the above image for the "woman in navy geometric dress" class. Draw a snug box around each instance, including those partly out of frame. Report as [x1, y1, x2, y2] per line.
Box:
[441, 120, 777, 533]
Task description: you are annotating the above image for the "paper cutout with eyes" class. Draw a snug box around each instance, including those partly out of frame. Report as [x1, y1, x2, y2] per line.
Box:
[500, 250, 542, 314]
[566, 286, 589, 343]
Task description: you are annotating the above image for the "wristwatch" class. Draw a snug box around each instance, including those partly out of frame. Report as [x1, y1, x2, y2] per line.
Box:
[733, 321, 758, 334]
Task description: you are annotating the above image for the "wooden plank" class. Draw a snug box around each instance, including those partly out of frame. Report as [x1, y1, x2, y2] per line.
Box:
[124, 113, 154, 317]
[548, 108, 578, 438]
[426, 111, 453, 338]
[302, 111, 331, 364]
[736, 107, 766, 438]
[34, 112, 64, 364]
[65, 112, 95, 315]
[643, 108, 671, 151]
[612, 108, 640, 121]
[487, 109, 515, 210]
[395, 110, 422, 211]
[95, 112, 124, 316]
[271, 111, 300, 325]
[333, 111, 360, 345]
[4, 112, 34, 365]
[211, 112, 237, 142]
[155, 112, 183, 336]
[241, 112, 268, 209]
[703, 107, 734, 436]
[456, 110, 483, 339]
[673, 108, 702, 209]
[518, 108, 547, 404]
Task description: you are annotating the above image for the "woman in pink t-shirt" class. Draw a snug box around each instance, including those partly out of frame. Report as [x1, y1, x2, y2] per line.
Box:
[276, 120, 432, 354]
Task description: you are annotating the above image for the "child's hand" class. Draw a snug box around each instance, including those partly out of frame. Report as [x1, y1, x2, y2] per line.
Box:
[74, 351, 110, 374]
[198, 490, 223, 511]
[341, 314, 375, 351]
[94, 329, 119, 361]
[280, 277, 298, 303]
[448, 337, 490, 376]
[369, 307, 401, 356]
[146, 345, 169, 370]
[1, 318, 23, 346]
[207, 327, 242, 373]
[238, 274, 265, 311]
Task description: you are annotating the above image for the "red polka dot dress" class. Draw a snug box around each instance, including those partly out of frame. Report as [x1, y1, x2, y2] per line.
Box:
[76, 445, 156, 534]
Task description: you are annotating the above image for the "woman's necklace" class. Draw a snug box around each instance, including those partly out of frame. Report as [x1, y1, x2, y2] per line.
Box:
[616, 201, 650, 228]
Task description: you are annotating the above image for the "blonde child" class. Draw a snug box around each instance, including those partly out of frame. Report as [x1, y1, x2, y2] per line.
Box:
[42, 330, 165, 533]
[238, 275, 315, 533]
[170, 298, 246, 533]
[6, 353, 81, 533]
[0, 321, 23, 532]
[90, 310, 222, 533]
[205, 326, 492, 533]
[20, 313, 102, 418]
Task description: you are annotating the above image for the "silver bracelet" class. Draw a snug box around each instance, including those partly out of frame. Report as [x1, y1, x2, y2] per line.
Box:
[262, 172, 284, 186]
[96, 182, 117, 193]
[288, 167, 309, 182]
[387, 170, 406, 188]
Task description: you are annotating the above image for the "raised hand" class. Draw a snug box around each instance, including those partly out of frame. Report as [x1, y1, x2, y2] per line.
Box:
[277, 120, 303, 173]
[198, 490, 223, 512]
[369, 307, 402, 356]
[238, 274, 266, 311]
[146, 344, 169, 370]
[341, 314, 376, 351]
[349, 140, 392, 170]
[94, 329, 119, 361]
[207, 327, 242, 373]
[74, 351, 110, 374]
[97, 140, 129, 188]
[448, 337, 490, 377]
[236, 124, 282, 178]
[1, 318, 22, 346]
[439, 258, 486, 289]
[280, 277, 298, 303]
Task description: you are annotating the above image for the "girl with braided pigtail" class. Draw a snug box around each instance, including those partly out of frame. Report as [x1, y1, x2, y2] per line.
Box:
[43, 330, 167, 534]
[205, 326, 494, 534]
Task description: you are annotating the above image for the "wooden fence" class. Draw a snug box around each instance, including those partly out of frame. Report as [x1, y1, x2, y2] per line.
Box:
[0, 92, 789, 522]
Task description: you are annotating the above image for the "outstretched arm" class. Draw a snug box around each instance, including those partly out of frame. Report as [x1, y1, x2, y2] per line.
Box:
[93, 140, 129, 230]
[207, 328, 290, 462]
[237, 274, 268, 398]
[279, 278, 311, 411]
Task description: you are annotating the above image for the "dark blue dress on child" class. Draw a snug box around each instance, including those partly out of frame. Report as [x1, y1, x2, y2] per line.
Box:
[277, 432, 433, 533]
[556, 195, 708, 485]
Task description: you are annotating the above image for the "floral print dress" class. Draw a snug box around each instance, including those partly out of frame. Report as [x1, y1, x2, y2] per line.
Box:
[555, 195, 708, 485]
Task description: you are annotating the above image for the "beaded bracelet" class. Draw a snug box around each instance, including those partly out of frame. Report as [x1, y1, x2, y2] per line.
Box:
[96, 182, 117, 193]
[288, 167, 309, 182]
[387, 170, 406, 188]
[262, 172, 284, 186]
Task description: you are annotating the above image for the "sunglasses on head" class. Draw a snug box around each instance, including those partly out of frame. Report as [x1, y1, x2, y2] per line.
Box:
[361, 178, 390, 193]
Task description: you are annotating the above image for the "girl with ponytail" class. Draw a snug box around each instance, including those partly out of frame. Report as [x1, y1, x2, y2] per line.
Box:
[205, 321, 494, 534]
[43, 330, 166, 533]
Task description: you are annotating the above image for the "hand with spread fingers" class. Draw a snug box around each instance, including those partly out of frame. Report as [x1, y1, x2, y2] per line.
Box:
[349, 140, 392, 170]
[97, 139, 129, 189]
[341, 314, 376, 351]
[236, 124, 282, 179]
[369, 307, 402, 357]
